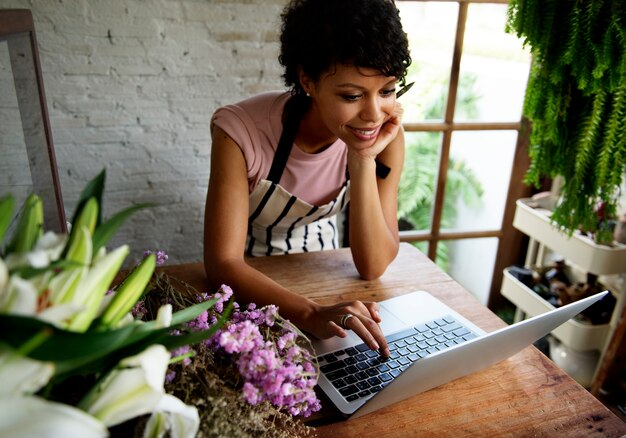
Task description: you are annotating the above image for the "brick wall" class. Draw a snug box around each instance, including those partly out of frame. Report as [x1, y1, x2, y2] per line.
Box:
[2, 0, 287, 265]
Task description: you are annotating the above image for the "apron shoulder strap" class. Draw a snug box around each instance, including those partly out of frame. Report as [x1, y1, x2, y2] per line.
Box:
[268, 94, 391, 184]
[267, 94, 308, 184]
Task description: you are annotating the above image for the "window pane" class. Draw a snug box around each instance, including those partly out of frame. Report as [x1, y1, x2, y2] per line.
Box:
[455, 3, 531, 122]
[442, 130, 517, 232]
[398, 131, 443, 232]
[444, 237, 499, 304]
[397, 2, 458, 122]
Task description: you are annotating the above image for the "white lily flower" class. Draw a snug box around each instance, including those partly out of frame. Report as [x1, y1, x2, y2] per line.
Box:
[114, 312, 135, 328]
[80, 344, 169, 427]
[26, 270, 54, 297]
[48, 267, 87, 306]
[144, 411, 167, 438]
[0, 396, 107, 438]
[144, 394, 200, 438]
[0, 275, 37, 315]
[0, 347, 54, 396]
[38, 302, 86, 327]
[4, 231, 67, 270]
[33, 231, 67, 263]
[155, 304, 173, 328]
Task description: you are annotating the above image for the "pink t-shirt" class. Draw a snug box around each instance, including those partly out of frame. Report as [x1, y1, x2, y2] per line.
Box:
[211, 91, 348, 206]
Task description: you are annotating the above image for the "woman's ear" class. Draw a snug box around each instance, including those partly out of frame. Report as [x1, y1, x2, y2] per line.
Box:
[297, 67, 314, 96]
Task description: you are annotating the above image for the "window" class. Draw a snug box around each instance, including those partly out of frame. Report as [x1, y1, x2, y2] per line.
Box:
[396, 1, 532, 305]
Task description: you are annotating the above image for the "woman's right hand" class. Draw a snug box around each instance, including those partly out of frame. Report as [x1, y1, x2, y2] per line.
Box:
[302, 300, 390, 357]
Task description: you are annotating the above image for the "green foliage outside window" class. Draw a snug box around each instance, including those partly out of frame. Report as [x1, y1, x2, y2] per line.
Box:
[398, 73, 484, 269]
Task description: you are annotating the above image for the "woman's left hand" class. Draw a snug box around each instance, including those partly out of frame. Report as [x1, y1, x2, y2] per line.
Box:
[347, 101, 404, 162]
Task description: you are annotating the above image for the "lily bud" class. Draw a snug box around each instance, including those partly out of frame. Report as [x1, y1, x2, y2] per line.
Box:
[65, 226, 93, 265]
[99, 254, 156, 328]
[155, 304, 172, 329]
[6, 194, 43, 254]
[72, 197, 98, 236]
[67, 245, 129, 332]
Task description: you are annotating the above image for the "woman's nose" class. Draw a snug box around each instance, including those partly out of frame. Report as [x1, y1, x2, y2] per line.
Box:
[360, 96, 385, 122]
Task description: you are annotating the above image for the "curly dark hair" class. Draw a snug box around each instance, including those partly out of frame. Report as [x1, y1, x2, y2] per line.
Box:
[279, 0, 412, 94]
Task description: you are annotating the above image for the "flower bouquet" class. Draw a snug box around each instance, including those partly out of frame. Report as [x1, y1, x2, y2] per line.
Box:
[136, 274, 321, 436]
[0, 171, 321, 437]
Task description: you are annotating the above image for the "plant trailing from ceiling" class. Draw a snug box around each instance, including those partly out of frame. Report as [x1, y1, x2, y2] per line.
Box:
[506, 0, 626, 242]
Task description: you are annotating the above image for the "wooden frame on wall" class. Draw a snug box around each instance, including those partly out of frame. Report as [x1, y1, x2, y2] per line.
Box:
[0, 9, 66, 233]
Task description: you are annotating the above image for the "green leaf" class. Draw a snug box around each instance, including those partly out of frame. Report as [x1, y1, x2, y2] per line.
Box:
[62, 302, 231, 378]
[0, 194, 15, 244]
[10, 259, 83, 280]
[130, 297, 221, 335]
[510, 0, 626, 235]
[170, 297, 221, 326]
[0, 313, 137, 366]
[159, 303, 232, 351]
[6, 194, 43, 254]
[92, 203, 154, 254]
[127, 301, 233, 354]
[71, 170, 106, 229]
[0, 296, 228, 379]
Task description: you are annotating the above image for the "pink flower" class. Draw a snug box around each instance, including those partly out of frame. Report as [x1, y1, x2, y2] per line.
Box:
[277, 332, 297, 350]
[218, 321, 262, 354]
[242, 382, 260, 405]
[174, 286, 321, 417]
[143, 249, 168, 265]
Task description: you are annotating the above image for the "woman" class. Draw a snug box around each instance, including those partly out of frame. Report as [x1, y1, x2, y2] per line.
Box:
[204, 0, 411, 356]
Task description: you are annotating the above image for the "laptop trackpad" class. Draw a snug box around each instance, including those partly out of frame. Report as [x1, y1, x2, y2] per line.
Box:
[312, 292, 430, 355]
[380, 290, 453, 327]
[377, 303, 409, 334]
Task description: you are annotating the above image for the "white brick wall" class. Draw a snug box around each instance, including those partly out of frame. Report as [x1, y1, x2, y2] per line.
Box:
[1, 0, 287, 265]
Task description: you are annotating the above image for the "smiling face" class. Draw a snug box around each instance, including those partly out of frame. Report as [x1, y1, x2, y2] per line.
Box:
[299, 64, 398, 151]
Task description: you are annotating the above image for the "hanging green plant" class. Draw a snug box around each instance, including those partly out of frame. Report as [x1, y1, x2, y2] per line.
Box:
[506, 0, 626, 242]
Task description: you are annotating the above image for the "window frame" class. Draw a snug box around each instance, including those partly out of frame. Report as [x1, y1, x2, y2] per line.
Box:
[396, 0, 533, 308]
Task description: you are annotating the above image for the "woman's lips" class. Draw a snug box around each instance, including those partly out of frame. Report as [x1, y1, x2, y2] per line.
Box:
[349, 125, 380, 141]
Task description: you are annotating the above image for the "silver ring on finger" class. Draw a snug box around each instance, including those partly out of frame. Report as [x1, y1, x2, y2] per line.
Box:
[340, 313, 354, 330]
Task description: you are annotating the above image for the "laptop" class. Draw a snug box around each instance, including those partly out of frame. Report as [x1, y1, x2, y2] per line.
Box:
[312, 290, 608, 419]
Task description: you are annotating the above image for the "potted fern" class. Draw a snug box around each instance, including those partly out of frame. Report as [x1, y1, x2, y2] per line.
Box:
[506, 0, 626, 244]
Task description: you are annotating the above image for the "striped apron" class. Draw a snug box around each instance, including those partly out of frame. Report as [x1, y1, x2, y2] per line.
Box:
[245, 95, 350, 257]
[244, 95, 390, 257]
[246, 178, 350, 256]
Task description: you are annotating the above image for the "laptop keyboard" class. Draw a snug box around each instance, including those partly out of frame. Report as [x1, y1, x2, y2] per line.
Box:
[316, 315, 477, 403]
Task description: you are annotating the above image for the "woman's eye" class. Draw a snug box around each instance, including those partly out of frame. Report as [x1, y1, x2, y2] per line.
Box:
[382, 88, 396, 97]
[341, 94, 361, 102]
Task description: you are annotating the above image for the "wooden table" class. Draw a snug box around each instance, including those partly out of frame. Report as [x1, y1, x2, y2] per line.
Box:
[164, 243, 626, 437]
